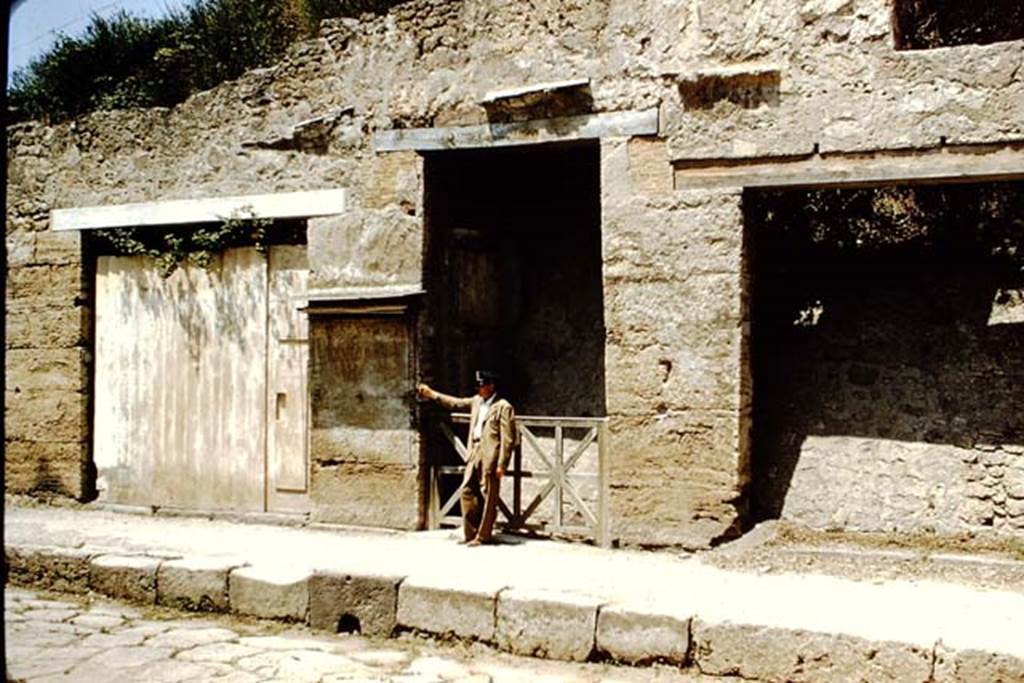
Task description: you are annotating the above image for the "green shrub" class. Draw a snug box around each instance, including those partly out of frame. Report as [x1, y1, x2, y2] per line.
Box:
[7, 0, 410, 123]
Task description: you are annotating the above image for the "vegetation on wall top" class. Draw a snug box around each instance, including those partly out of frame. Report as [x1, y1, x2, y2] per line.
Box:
[7, 0, 410, 123]
[93, 211, 305, 278]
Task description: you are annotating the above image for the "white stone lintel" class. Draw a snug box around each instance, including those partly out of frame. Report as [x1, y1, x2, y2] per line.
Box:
[51, 188, 346, 232]
[374, 109, 659, 153]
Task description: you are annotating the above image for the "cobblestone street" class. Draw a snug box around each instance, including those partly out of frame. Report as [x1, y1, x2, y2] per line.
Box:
[5, 587, 714, 683]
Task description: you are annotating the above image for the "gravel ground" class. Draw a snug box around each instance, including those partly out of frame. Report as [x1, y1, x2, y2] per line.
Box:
[700, 520, 1024, 592]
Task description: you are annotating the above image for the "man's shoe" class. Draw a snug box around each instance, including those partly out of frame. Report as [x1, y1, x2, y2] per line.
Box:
[466, 539, 482, 547]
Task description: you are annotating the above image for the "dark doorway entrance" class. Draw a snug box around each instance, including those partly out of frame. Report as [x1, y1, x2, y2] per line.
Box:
[422, 141, 606, 415]
[421, 141, 606, 522]
[746, 181, 1024, 533]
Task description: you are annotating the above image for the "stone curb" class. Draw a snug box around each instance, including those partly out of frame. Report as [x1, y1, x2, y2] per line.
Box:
[5, 541, 1024, 681]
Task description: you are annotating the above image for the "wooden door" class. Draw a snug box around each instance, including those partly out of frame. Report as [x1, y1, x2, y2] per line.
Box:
[93, 248, 269, 510]
[266, 245, 310, 512]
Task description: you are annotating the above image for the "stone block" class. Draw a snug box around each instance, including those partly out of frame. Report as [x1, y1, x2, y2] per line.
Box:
[229, 564, 310, 622]
[5, 545, 93, 593]
[496, 588, 601, 662]
[934, 645, 1024, 683]
[157, 557, 239, 612]
[7, 232, 35, 267]
[5, 390, 88, 443]
[607, 411, 746, 548]
[5, 301, 89, 349]
[1004, 468, 1024, 499]
[6, 348, 87, 392]
[307, 209, 422, 290]
[596, 602, 691, 665]
[309, 570, 403, 638]
[6, 264, 83, 302]
[4, 440, 87, 497]
[397, 575, 502, 642]
[90, 555, 162, 604]
[364, 150, 421, 211]
[33, 230, 81, 265]
[628, 138, 673, 196]
[603, 275, 742, 333]
[309, 462, 420, 530]
[691, 619, 933, 682]
[602, 212, 742, 283]
[605, 338, 744, 413]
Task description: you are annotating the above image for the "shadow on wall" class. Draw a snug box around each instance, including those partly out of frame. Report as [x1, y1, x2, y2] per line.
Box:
[746, 181, 1024, 530]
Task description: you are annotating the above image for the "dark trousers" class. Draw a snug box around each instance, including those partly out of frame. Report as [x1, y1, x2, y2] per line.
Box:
[461, 458, 500, 542]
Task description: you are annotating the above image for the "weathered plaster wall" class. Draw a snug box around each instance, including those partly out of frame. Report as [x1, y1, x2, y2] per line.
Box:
[602, 139, 750, 546]
[6, 0, 1023, 542]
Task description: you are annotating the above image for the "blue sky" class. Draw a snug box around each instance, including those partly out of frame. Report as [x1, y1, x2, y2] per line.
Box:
[8, 0, 188, 79]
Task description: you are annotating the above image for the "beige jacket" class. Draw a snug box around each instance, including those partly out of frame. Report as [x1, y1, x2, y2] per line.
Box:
[432, 391, 517, 480]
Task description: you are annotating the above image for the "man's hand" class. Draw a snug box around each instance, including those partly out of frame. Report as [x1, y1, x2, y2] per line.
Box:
[416, 383, 435, 401]
[496, 467, 505, 478]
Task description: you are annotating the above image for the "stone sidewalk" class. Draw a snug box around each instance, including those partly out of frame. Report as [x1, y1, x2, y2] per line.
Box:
[5, 505, 1024, 682]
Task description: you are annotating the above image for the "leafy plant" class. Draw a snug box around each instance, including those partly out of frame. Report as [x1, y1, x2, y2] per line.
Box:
[95, 208, 276, 278]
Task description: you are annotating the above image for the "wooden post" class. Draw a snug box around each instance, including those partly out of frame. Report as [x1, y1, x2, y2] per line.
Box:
[554, 425, 564, 528]
[597, 419, 611, 548]
[513, 441, 522, 526]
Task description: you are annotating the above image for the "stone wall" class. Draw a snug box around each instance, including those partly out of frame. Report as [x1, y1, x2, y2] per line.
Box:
[602, 139, 749, 546]
[6, 0, 1023, 544]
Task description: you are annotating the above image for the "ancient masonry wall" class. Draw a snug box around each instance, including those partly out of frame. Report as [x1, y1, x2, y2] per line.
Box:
[6, 0, 1024, 544]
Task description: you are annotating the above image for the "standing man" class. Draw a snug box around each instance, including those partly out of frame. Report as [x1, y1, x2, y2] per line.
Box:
[418, 370, 517, 546]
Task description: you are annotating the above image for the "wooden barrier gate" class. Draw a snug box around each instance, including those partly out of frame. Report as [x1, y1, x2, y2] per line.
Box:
[428, 414, 610, 547]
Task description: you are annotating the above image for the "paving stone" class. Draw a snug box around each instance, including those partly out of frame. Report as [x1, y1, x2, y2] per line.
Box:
[309, 570, 404, 638]
[6, 545, 94, 593]
[348, 648, 413, 666]
[7, 646, 104, 679]
[22, 607, 77, 622]
[205, 671, 262, 683]
[11, 624, 79, 647]
[21, 597, 77, 610]
[70, 613, 126, 630]
[273, 649, 374, 681]
[229, 563, 310, 621]
[177, 641, 263, 663]
[145, 626, 239, 650]
[133, 657, 228, 682]
[406, 655, 472, 679]
[111, 622, 174, 640]
[236, 651, 293, 673]
[237, 635, 346, 652]
[89, 644, 178, 669]
[80, 630, 150, 649]
[596, 602, 691, 664]
[88, 603, 143, 619]
[691, 618, 934, 682]
[934, 644, 1024, 682]
[90, 555, 162, 604]
[397, 574, 502, 642]
[157, 556, 238, 612]
[496, 588, 601, 662]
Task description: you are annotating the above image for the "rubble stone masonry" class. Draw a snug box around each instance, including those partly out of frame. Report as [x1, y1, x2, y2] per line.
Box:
[6, 0, 1023, 545]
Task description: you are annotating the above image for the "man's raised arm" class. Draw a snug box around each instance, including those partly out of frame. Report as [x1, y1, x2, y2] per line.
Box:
[417, 383, 474, 411]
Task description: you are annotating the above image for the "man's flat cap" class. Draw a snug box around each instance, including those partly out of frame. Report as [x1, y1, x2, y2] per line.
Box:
[475, 369, 500, 384]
